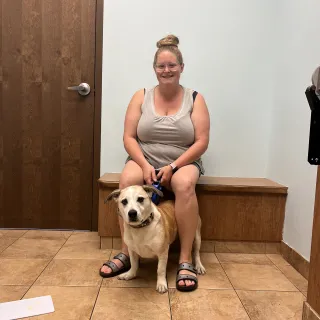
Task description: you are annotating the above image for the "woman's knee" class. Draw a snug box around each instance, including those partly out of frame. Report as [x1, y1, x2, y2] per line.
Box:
[171, 165, 199, 197]
[119, 161, 144, 189]
[172, 176, 196, 198]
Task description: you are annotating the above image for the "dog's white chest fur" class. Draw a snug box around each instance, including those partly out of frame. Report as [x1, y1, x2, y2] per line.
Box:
[124, 221, 164, 258]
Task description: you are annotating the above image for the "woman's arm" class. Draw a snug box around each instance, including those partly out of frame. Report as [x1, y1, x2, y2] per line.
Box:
[123, 89, 157, 184]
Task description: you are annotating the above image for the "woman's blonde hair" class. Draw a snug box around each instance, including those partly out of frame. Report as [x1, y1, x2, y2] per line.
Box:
[153, 34, 183, 67]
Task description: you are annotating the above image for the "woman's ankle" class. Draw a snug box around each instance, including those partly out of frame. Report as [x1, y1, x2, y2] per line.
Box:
[121, 246, 129, 256]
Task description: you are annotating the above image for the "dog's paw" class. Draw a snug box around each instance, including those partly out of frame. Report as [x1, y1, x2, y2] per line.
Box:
[118, 271, 136, 281]
[156, 280, 168, 294]
[195, 262, 206, 275]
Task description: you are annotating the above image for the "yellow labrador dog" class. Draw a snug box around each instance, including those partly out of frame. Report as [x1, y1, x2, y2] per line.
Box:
[105, 185, 205, 293]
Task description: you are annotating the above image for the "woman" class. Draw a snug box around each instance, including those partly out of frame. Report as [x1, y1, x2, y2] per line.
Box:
[100, 34, 210, 292]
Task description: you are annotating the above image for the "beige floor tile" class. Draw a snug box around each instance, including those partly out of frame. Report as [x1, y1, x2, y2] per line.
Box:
[200, 240, 215, 252]
[2, 230, 28, 238]
[35, 259, 104, 286]
[303, 291, 308, 297]
[267, 254, 290, 266]
[277, 265, 308, 292]
[215, 241, 266, 253]
[54, 235, 111, 260]
[91, 287, 171, 320]
[0, 238, 65, 259]
[0, 237, 17, 253]
[102, 259, 159, 289]
[102, 251, 178, 289]
[200, 252, 220, 264]
[170, 289, 250, 320]
[217, 253, 273, 265]
[0, 285, 30, 302]
[0, 259, 49, 285]
[237, 290, 306, 320]
[168, 257, 232, 290]
[0, 230, 8, 237]
[68, 231, 100, 242]
[23, 286, 99, 319]
[222, 264, 298, 291]
[23, 230, 73, 240]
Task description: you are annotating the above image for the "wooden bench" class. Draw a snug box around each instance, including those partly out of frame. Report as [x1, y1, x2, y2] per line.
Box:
[98, 173, 288, 253]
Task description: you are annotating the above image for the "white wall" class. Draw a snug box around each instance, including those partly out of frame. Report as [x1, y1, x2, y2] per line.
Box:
[267, 0, 320, 260]
[101, 0, 319, 260]
[101, 0, 275, 177]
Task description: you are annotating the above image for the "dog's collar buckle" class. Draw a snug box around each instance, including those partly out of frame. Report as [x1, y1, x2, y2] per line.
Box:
[131, 212, 154, 228]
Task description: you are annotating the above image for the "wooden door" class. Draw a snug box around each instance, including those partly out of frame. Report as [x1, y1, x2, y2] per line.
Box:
[0, 0, 102, 230]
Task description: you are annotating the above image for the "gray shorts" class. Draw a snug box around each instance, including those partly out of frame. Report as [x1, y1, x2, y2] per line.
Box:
[126, 156, 203, 177]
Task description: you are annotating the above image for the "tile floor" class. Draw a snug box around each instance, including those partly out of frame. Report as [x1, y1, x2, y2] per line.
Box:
[0, 230, 308, 319]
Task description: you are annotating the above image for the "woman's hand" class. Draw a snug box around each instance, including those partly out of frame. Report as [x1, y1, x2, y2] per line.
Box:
[157, 165, 173, 188]
[142, 163, 157, 185]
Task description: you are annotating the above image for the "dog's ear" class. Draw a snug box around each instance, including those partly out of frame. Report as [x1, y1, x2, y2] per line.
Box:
[104, 189, 121, 203]
[142, 185, 163, 198]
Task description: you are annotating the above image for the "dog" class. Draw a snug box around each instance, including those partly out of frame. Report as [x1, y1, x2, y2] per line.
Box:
[105, 185, 206, 293]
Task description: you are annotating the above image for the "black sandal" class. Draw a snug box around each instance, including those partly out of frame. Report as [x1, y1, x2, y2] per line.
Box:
[99, 253, 131, 278]
[176, 262, 198, 292]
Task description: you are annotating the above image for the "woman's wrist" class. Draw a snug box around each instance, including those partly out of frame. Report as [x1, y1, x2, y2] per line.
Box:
[169, 162, 178, 174]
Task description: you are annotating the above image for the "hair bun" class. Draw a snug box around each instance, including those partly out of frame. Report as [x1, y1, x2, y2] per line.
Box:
[156, 34, 179, 48]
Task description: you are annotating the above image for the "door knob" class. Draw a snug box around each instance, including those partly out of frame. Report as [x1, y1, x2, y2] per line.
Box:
[67, 83, 91, 96]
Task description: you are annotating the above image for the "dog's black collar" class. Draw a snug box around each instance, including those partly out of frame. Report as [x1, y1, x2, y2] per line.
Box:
[130, 212, 154, 228]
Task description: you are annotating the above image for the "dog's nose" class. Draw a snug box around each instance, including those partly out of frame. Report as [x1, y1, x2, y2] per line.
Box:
[128, 209, 138, 221]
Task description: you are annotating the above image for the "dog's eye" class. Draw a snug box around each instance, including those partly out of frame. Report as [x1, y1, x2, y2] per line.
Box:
[121, 199, 128, 206]
[137, 197, 144, 203]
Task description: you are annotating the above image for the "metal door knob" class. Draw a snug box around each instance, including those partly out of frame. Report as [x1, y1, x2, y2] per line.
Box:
[67, 83, 91, 96]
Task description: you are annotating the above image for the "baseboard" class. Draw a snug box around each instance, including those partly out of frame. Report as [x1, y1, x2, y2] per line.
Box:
[303, 302, 320, 320]
[100, 236, 281, 254]
[281, 241, 309, 280]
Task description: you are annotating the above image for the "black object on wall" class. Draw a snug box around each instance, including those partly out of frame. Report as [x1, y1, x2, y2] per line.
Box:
[306, 86, 320, 165]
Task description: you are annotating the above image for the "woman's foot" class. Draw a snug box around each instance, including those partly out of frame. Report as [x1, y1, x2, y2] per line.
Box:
[176, 262, 198, 292]
[99, 252, 131, 278]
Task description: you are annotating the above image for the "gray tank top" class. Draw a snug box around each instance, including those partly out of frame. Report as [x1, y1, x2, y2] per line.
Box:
[129, 86, 204, 174]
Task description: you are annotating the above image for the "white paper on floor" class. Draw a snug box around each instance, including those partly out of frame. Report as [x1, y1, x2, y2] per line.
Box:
[0, 295, 54, 320]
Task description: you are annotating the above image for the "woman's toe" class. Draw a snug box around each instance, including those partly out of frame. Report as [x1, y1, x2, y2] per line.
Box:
[101, 266, 110, 274]
[186, 280, 193, 286]
[179, 280, 186, 286]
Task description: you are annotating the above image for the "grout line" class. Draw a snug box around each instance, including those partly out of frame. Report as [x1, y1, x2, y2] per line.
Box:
[90, 250, 112, 319]
[1, 230, 108, 307]
[20, 236, 71, 299]
[0, 231, 71, 258]
[267, 259, 307, 294]
[167, 286, 173, 320]
[20, 259, 53, 299]
[48, 236, 72, 260]
[265, 253, 306, 292]
[218, 261, 253, 320]
[0, 237, 21, 255]
[89, 280, 103, 320]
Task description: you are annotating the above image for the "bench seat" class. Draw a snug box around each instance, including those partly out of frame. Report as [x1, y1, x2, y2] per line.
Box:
[98, 173, 287, 249]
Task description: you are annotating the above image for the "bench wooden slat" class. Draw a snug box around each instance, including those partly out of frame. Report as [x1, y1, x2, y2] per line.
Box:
[98, 173, 287, 194]
[98, 172, 287, 241]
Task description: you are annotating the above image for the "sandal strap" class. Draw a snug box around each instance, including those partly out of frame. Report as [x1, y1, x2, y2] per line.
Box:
[176, 274, 198, 284]
[177, 262, 197, 275]
[102, 260, 119, 272]
[113, 252, 130, 268]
